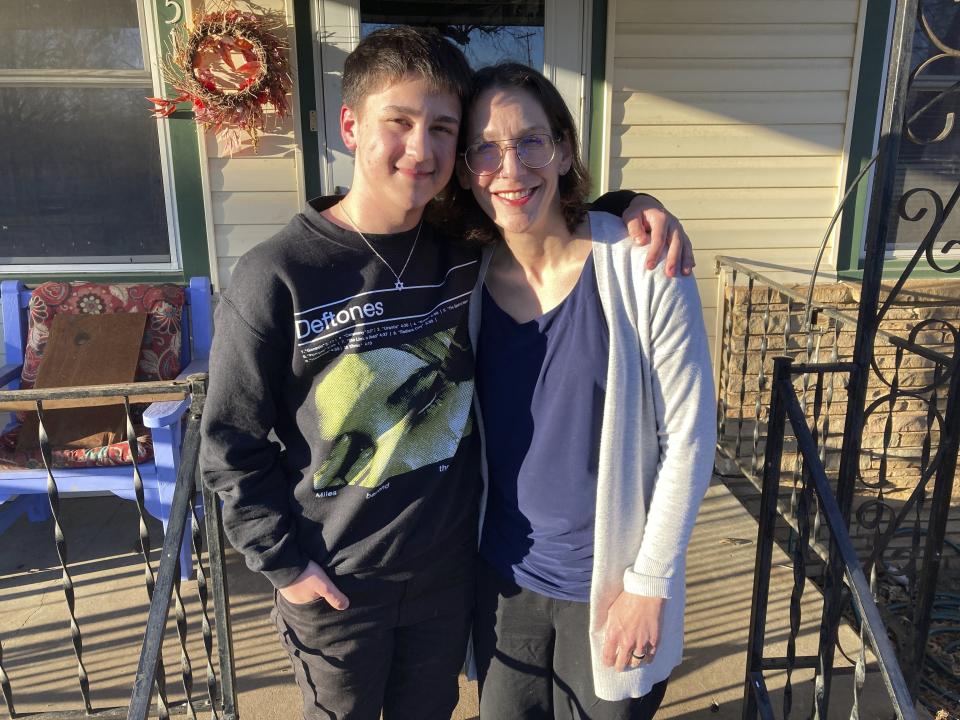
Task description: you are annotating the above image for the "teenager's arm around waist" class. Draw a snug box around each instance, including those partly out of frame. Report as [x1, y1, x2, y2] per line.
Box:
[200, 260, 308, 590]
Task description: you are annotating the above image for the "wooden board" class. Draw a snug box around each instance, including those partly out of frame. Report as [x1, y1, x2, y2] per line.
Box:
[612, 123, 845, 158]
[612, 58, 853, 93]
[18, 313, 146, 450]
[214, 224, 287, 257]
[208, 158, 298, 192]
[611, 156, 841, 191]
[615, 1, 859, 25]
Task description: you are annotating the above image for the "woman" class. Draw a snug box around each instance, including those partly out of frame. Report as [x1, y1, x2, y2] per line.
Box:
[454, 63, 716, 719]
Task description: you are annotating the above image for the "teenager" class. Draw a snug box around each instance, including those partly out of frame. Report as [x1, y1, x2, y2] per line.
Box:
[455, 63, 716, 719]
[201, 27, 692, 720]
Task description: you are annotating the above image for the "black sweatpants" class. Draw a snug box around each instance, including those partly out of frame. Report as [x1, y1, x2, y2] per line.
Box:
[474, 557, 668, 720]
[272, 546, 475, 720]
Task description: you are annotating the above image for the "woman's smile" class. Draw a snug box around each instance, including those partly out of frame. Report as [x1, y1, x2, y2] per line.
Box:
[493, 187, 538, 205]
[460, 86, 571, 240]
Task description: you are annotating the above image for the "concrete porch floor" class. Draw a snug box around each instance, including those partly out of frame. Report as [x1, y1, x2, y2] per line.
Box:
[0, 477, 926, 719]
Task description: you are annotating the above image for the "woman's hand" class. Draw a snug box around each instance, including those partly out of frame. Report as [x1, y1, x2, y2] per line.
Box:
[278, 559, 350, 609]
[622, 195, 695, 278]
[601, 592, 666, 671]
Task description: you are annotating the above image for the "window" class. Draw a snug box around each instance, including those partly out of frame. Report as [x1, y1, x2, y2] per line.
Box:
[311, 0, 590, 198]
[883, 2, 960, 259]
[0, 0, 180, 272]
[360, 1, 545, 69]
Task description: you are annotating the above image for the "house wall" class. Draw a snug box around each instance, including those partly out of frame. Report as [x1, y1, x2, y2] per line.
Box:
[206, 0, 303, 290]
[206, 0, 867, 318]
[606, 0, 863, 357]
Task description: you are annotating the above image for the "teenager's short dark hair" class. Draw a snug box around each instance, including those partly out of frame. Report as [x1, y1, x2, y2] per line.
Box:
[342, 26, 473, 111]
[447, 62, 592, 245]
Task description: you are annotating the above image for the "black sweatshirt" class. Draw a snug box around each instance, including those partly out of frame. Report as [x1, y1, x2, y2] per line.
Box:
[201, 192, 638, 589]
[201, 196, 481, 589]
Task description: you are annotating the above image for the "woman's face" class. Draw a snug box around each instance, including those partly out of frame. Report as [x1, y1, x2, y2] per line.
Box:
[458, 86, 571, 239]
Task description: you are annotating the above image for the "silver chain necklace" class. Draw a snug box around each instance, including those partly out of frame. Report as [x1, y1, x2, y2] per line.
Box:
[339, 202, 422, 290]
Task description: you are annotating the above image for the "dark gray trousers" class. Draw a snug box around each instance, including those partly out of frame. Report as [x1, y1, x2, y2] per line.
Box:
[273, 547, 475, 720]
[474, 557, 668, 720]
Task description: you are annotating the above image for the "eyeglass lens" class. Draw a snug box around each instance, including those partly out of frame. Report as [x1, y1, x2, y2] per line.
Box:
[466, 134, 555, 175]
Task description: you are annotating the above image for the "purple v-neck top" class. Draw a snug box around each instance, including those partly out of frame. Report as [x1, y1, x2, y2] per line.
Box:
[476, 254, 609, 602]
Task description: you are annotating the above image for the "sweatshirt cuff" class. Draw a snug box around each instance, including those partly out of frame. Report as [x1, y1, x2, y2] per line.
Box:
[255, 535, 310, 590]
[263, 561, 309, 591]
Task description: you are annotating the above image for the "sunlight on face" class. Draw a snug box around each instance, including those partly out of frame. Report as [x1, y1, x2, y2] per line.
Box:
[460, 86, 570, 239]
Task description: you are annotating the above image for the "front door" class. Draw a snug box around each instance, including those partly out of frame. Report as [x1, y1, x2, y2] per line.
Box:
[307, 0, 592, 197]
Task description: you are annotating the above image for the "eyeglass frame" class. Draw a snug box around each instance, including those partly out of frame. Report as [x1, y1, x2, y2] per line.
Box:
[461, 133, 562, 176]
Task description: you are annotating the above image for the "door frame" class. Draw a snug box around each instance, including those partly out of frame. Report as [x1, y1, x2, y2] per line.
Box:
[295, 0, 596, 198]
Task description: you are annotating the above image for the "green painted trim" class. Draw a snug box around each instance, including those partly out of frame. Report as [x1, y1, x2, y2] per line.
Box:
[836, 0, 893, 272]
[293, 0, 322, 199]
[168, 114, 210, 279]
[837, 260, 954, 283]
[156, 0, 210, 281]
[587, 0, 608, 200]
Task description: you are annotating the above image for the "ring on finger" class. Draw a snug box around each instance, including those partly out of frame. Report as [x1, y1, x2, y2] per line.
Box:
[630, 651, 646, 660]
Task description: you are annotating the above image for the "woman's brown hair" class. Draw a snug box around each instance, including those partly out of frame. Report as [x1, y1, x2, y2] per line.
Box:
[434, 62, 591, 245]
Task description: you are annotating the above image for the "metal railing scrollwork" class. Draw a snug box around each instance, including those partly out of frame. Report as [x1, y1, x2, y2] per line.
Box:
[0, 376, 237, 720]
[742, 358, 918, 720]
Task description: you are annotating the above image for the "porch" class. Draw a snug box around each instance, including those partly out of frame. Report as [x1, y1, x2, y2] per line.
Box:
[0, 475, 908, 719]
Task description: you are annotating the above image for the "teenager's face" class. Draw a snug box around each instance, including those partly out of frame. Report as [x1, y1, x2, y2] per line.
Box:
[341, 75, 461, 220]
[458, 86, 571, 239]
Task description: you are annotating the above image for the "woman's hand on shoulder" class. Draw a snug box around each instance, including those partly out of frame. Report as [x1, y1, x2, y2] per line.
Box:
[601, 591, 666, 671]
[621, 195, 694, 278]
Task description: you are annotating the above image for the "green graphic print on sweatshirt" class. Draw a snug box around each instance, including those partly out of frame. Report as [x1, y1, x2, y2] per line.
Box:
[313, 326, 474, 490]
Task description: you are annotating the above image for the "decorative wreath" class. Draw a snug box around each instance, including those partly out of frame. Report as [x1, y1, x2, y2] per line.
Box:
[148, 8, 292, 154]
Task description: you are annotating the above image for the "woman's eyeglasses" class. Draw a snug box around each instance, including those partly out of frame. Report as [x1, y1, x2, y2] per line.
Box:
[462, 133, 559, 176]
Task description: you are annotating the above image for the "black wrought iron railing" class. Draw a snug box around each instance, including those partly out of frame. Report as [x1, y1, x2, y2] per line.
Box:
[717, 256, 960, 716]
[0, 376, 237, 720]
[715, 256, 957, 562]
[742, 357, 918, 720]
[726, 0, 960, 715]
[127, 375, 237, 720]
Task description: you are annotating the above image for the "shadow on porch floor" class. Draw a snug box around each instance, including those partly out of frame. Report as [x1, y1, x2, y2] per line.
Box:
[0, 478, 925, 719]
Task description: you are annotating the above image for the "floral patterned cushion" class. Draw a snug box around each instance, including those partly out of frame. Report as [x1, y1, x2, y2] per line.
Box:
[0, 425, 153, 470]
[20, 282, 186, 389]
[0, 282, 182, 470]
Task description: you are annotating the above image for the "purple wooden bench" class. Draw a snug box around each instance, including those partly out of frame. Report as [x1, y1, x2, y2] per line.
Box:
[0, 277, 212, 578]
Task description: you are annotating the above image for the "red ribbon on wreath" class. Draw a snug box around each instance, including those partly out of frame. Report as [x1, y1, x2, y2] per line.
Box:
[148, 8, 291, 154]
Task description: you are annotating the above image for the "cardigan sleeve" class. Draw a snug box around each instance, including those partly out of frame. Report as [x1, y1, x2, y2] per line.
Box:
[622, 268, 717, 599]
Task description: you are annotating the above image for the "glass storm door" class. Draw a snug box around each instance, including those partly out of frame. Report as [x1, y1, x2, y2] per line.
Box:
[308, 0, 591, 196]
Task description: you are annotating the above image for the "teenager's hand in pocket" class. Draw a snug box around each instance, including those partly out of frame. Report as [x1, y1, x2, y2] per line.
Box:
[622, 195, 695, 278]
[278, 559, 350, 610]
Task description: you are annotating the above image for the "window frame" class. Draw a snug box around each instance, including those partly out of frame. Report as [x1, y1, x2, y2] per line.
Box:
[836, 0, 958, 279]
[301, 0, 592, 198]
[0, 0, 210, 282]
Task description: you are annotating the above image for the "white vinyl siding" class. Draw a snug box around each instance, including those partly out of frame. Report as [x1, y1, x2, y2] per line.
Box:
[209, 0, 302, 290]
[605, 0, 863, 358]
[209, 120, 301, 287]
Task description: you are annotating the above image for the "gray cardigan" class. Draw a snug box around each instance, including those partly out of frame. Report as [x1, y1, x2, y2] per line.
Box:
[467, 211, 716, 701]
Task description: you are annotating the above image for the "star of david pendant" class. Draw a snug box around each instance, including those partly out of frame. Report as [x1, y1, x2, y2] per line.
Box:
[395, 280, 405, 290]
